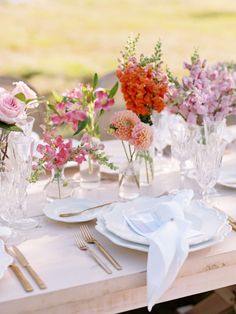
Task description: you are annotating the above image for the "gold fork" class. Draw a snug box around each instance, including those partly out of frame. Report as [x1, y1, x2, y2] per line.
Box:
[74, 232, 112, 274]
[80, 224, 122, 271]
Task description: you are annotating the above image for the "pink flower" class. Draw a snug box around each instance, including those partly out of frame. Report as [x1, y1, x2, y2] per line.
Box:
[130, 122, 153, 151]
[94, 88, 115, 111]
[81, 133, 92, 144]
[12, 81, 38, 108]
[0, 93, 24, 124]
[110, 110, 140, 141]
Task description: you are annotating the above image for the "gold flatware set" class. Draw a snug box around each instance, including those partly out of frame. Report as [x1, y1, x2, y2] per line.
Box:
[75, 224, 122, 274]
[6, 245, 46, 292]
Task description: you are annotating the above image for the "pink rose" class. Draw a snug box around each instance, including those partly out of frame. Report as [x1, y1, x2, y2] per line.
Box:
[12, 81, 38, 108]
[0, 93, 24, 124]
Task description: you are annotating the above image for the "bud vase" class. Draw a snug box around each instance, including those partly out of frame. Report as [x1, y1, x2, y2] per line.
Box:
[44, 167, 74, 200]
[136, 144, 154, 186]
[119, 161, 140, 200]
[80, 155, 101, 189]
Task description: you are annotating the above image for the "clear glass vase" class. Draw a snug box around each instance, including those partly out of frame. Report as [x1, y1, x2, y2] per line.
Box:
[119, 161, 140, 200]
[80, 156, 101, 189]
[0, 128, 10, 169]
[136, 145, 154, 186]
[44, 167, 74, 201]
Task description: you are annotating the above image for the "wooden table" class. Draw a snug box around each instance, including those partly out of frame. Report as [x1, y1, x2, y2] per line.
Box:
[0, 169, 236, 314]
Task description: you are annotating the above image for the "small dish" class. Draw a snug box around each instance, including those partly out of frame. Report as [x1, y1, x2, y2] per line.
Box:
[0, 240, 13, 280]
[43, 197, 102, 223]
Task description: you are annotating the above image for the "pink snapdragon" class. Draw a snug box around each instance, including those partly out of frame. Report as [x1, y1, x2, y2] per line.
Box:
[165, 54, 236, 125]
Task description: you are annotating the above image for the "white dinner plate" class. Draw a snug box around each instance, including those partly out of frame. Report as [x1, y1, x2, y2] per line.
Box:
[95, 218, 231, 253]
[0, 240, 13, 280]
[102, 197, 227, 247]
[43, 198, 103, 223]
[218, 170, 236, 189]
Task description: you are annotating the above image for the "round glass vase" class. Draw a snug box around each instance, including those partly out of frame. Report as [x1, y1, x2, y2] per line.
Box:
[119, 161, 140, 200]
[44, 167, 74, 201]
[136, 145, 154, 187]
[79, 155, 101, 189]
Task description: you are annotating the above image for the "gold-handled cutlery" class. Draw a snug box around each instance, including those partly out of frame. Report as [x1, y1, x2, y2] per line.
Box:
[80, 224, 122, 271]
[60, 201, 116, 218]
[11, 246, 46, 289]
[5, 246, 34, 292]
[74, 232, 112, 274]
[214, 206, 236, 231]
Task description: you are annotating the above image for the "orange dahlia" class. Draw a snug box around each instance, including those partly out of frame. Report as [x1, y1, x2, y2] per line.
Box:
[110, 110, 139, 141]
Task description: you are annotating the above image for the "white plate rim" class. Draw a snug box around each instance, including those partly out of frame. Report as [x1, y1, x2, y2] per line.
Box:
[43, 197, 102, 223]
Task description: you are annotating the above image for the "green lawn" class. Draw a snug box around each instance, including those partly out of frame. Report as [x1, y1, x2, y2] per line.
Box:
[1, 0, 236, 95]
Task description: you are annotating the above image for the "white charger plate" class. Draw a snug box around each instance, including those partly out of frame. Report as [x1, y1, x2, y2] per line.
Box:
[102, 197, 228, 247]
[218, 170, 236, 189]
[0, 240, 13, 280]
[43, 198, 103, 223]
[95, 218, 231, 253]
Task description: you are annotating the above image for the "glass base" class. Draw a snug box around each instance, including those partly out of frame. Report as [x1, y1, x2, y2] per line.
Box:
[12, 217, 38, 230]
[80, 180, 100, 190]
[119, 190, 140, 200]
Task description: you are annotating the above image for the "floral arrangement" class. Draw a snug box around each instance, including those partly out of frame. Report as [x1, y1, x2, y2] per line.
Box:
[47, 73, 118, 137]
[165, 51, 236, 125]
[0, 81, 40, 164]
[109, 110, 153, 185]
[117, 34, 168, 125]
[31, 74, 118, 182]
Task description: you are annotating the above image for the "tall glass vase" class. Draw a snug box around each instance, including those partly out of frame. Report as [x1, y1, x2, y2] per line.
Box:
[44, 167, 74, 200]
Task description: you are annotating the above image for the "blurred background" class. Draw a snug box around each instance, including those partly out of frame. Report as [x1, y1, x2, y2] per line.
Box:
[1, 0, 236, 96]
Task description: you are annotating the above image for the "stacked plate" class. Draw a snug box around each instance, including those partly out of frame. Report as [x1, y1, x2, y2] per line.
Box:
[95, 195, 232, 252]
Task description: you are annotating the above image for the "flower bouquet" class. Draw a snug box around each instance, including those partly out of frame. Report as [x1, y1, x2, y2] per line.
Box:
[109, 110, 153, 199]
[0, 81, 40, 171]
[116, 34, 168, 185]
[165, 51, 236, 199]
[31, 74, 118, 193]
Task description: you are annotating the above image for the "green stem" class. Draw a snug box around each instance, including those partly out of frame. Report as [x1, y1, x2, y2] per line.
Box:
[145, 152, 150, 184]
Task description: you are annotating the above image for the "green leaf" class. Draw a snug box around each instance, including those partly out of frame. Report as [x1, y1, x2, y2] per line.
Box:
[15, 92, 26, 102]
[73, 117, 89, 136]
[108, 82, 119, 98]
[92, 73, 98, 90]
[48, 103, 59, 114]
[0, 121, 23, 132]
[52, 91, 63, 102]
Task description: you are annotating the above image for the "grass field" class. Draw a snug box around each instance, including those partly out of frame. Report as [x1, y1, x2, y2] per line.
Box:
[1, 0, 236, 95]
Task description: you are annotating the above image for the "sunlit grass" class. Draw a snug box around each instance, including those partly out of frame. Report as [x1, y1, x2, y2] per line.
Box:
[1, 0, 236, 94]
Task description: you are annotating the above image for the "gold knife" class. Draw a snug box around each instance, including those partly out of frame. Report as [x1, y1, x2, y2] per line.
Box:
[12, 246, 46, 289]
[5, 246, 33, 292]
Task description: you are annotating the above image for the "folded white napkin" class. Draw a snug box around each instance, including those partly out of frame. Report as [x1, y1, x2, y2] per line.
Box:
[124, 190, 193, 311]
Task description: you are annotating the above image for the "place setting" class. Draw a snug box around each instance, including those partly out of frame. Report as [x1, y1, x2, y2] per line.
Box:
[1, 34, 236, 314]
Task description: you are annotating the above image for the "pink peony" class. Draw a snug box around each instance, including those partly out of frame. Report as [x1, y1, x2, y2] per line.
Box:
[0, 93, 24, 124]
[130, 122, 153, 151]
[110, 110, 140, 141]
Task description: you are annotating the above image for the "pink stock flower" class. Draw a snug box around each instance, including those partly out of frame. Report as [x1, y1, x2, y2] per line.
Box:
[0, 93, 24, 124]
[130, 122, 153, 151]
[94, 88, 114, 111]
[110, 110, 140, 141]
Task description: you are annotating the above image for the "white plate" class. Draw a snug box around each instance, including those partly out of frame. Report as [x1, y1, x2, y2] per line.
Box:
[218, 170, 236, 189]
[95, 218, 231, 253]
[43, 198, 102, 223]
[102, 197, 227, 247]
[0, 240, 13, 280]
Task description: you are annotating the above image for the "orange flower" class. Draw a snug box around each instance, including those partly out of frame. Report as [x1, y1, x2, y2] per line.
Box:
[110, 110, 140, 141]
[117, 62, 168, 117]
